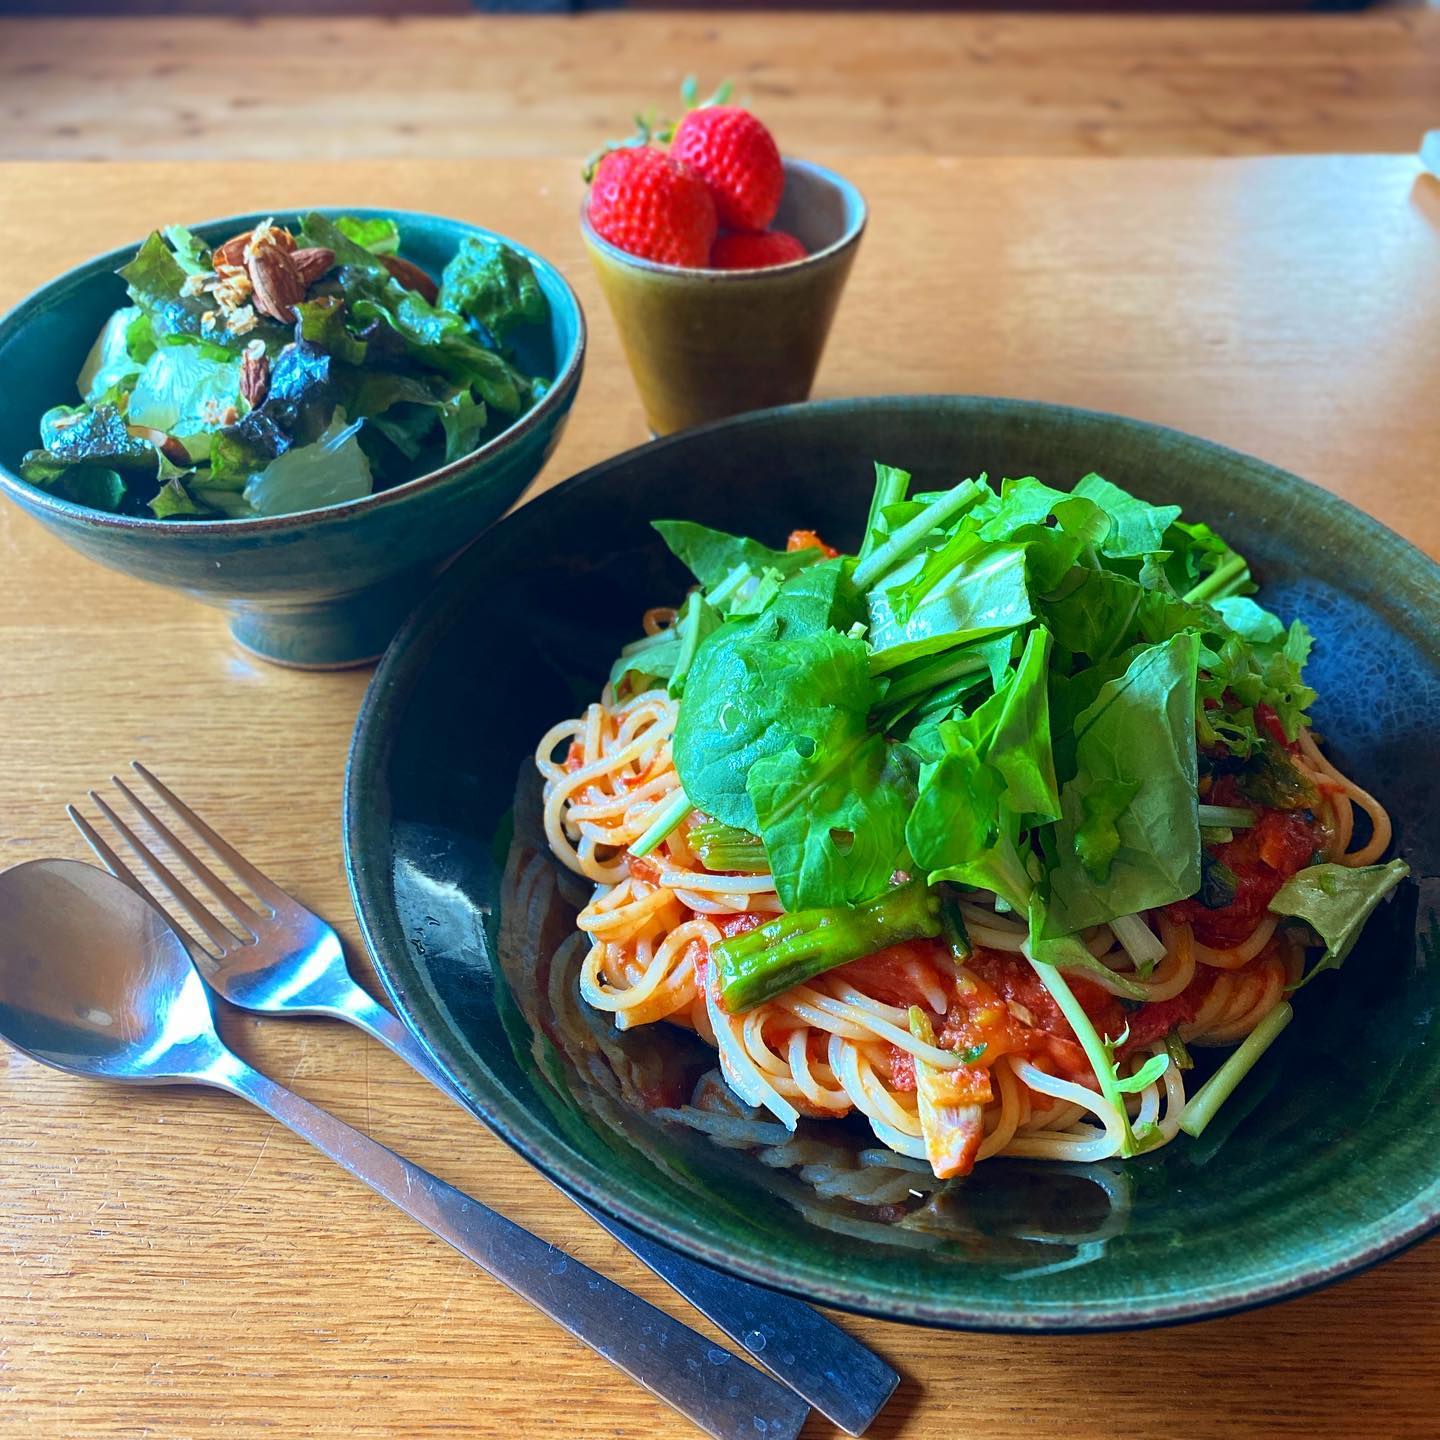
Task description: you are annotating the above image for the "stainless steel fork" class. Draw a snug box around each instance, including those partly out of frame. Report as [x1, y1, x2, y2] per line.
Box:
[70, 762, 898, 1437]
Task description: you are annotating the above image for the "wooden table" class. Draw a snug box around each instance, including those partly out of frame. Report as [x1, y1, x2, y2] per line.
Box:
[3, 12, 1439, 164]
[1, 156, 1437, 1440]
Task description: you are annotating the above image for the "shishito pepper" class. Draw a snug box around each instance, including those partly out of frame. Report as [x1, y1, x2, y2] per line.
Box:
[711, 881, 967, 1012]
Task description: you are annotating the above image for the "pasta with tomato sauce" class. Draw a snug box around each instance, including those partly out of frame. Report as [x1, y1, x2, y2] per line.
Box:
[534, 469, 1407, 1177]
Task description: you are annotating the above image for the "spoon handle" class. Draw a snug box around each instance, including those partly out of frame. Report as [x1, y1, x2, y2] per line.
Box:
[340, 987, 899, 1435]
[209, 1055, 809, 1440]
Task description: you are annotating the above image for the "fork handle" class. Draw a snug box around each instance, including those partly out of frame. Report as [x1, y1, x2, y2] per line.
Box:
[206, 1053, 808, 1440]
[339, 989, 899, 1436]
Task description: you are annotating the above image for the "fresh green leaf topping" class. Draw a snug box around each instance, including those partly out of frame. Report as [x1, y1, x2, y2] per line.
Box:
[1270, 859, 1410, 987]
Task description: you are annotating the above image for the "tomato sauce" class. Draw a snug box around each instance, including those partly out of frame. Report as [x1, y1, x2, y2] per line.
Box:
[834, 940, 949, 1009]
[1167, 808, 1317, 948]
[1118, 967, 1217, 1053]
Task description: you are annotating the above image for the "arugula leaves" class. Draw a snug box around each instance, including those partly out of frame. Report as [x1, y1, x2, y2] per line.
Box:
[748, 660, 916, 909]
[623, 464, 1404, 1155]
[608, 591, 721, 698]
[653, 519, 820, 596]
[1071, 473, 1181, 558]
[866, 536, 1033, 673]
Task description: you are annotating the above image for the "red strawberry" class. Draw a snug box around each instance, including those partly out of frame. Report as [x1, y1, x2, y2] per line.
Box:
[710, 230, 807, 270]
[670, 106, 784, 233]
[587, 145, 717, 268]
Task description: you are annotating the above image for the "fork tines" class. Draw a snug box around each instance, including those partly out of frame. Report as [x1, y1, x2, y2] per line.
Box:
[68, 762, 283, 958]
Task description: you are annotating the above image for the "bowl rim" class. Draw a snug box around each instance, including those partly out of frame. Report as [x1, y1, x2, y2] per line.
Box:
[579, 155, 868, 279]
[343, 392, 1440, 1333]
[0, 205, 587, 534]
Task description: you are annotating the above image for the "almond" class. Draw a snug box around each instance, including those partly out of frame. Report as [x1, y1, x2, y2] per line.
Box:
[380, 253, 440, 305]
[211, 231, 253, 269]
[246, 244, 306, 323]
[127, 424, 190, 467]
[213, 223, 296, 270]
[240, 350, 271, 409]
[291, 246, 335, 289]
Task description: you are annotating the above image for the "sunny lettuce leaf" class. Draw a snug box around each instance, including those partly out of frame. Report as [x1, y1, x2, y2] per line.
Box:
[1270, 859, 1410, 987]
[295, 295, 368, 366]
[334, 215, 401, 255]
[20, 403, 157, 486]
[303, 212, 532, 416]
[438, 388, 488, 463]
[653, 519, 821, 600]
[439, 235, 548, 341]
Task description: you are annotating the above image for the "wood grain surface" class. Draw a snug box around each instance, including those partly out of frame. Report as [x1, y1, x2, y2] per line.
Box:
[0, 155, 1437, 1440]
[2, 11, 1438, 163]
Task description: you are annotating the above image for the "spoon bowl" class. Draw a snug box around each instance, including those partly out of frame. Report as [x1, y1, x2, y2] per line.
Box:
[0, 858, 226, 1084]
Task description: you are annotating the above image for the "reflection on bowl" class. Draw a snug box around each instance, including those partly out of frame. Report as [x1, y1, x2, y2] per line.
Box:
[0, 209, 585, 668]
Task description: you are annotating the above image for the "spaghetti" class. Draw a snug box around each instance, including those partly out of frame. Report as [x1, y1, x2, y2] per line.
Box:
[532, 472, 1404, 1179]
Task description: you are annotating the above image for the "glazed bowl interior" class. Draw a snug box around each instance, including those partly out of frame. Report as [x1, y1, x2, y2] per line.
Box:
[770, 157, 867, 266]
[345, 396, 1440, 1330]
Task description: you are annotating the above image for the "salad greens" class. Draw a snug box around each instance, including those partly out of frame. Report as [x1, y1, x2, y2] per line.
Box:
[613, 465, 1408, 1153]
[17, 214, 551, 520]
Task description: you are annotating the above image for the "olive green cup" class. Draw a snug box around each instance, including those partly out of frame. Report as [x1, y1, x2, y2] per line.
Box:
[582, 158, 866, 434]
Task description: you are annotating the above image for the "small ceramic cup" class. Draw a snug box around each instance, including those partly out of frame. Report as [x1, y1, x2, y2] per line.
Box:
[582, 158, 866, 435]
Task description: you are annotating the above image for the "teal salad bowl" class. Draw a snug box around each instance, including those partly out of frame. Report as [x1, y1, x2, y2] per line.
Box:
[345, 396, 1440, 1331]
[0, 209, 585, 668]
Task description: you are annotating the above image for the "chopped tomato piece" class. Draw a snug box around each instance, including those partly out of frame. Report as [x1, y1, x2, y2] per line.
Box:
[786, 528, 839, 558]
[1255, 701, 1294, 751]
[626, 853, 663, 884]
[962, 948, 1127, 1048]
[716, 911, 767, 940]
[833, 939, 949, 1009]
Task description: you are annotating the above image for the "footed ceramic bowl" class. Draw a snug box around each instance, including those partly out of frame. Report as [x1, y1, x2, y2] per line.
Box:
[0, 208, 585, 669]
[345, 396, 1440, 1331]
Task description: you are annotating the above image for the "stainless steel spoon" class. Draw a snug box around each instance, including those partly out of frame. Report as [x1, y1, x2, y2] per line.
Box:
[0, 858, 808, 1440]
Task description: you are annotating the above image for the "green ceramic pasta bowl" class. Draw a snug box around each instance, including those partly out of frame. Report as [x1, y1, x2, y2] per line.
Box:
[0, 209, 585, 669]
[344, 396, 1440, 1330]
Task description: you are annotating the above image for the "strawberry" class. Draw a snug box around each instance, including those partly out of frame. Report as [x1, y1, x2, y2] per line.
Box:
[670, 105, 784, 233]
[587, 145, 717, 268]
[710, 230, 807, 270]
